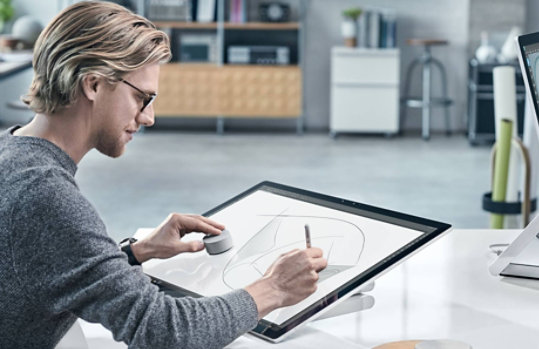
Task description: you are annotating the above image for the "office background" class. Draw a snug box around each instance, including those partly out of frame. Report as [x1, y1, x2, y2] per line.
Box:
[1, 0, 539, 238]
[2, 0, 537, 131]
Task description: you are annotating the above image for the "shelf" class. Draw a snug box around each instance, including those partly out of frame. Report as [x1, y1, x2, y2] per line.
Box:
[173, 62, 219, 66]
[153, 21, 300, 30]
[154, 21, 217, 29]
[225, 22, 300, 30]
[224, 64, 299, 68]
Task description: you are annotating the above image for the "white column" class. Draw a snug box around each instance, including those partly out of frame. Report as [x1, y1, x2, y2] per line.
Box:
[493, 66, 519, 228]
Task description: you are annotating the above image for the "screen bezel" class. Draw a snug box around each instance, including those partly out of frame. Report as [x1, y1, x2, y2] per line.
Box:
[517, 32, 539, 127]
[150, 181, 451, 341]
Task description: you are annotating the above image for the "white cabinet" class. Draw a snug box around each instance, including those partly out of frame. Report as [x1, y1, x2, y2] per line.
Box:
[330, 47, 400, 136]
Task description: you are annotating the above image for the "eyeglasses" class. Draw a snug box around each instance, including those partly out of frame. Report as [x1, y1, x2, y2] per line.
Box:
[120, 78, 157, 112]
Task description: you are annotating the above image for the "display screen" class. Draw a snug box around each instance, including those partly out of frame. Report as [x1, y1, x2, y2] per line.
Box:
[522, 42, 539, 107]
[142, 182, 450, 340]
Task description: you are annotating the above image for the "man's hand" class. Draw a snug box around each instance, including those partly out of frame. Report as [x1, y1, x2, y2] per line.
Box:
[131, 213, 225, 263]
[245, 248, 328, 319]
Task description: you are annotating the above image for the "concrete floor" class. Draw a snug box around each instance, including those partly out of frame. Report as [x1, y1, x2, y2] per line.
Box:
[73, 130, 494, 241]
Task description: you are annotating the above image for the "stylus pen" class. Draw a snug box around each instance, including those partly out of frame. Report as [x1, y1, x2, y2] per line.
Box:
[304, 224, 311, 248]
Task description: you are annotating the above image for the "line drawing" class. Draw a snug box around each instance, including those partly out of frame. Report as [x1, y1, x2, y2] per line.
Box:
[222, 209, 366, 289]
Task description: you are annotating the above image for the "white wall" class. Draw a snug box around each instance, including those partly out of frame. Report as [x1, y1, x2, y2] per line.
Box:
[527, 0, 539, 33]
[12, 0, 58, 27]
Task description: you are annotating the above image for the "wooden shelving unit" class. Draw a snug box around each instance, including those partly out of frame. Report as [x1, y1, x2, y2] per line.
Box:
[152, 0, 306, 134]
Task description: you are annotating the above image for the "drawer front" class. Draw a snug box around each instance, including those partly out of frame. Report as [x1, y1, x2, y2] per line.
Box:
[332, 53, 399, 85]
[220, 66, 302, 117]
[155, 64, 221, 116]
[155, 64, 301, 117]
[331, 85, 399, 132]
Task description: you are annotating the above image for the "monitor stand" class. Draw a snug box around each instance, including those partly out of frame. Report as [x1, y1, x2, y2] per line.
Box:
[315, 283, 375, 321]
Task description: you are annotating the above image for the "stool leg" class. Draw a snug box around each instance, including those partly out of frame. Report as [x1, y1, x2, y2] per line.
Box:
[422, 53, 432, 140]
[432, 58, 451, 135]
[402, 57, 422, 129]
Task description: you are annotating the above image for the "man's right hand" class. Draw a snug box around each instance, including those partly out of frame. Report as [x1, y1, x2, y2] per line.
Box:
[245, 248, 328, 319]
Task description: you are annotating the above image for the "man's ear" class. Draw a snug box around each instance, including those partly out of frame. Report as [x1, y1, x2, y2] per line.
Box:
[80, 74, 101, 102]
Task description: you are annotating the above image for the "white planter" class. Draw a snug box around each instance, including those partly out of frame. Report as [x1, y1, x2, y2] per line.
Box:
[341, 20, 357, 39]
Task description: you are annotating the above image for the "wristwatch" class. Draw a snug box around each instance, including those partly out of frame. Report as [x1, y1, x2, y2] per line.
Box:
[119, 237, 141, 266]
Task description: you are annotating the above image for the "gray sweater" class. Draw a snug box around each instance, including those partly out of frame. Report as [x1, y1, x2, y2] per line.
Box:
[0, 126, 258, 348]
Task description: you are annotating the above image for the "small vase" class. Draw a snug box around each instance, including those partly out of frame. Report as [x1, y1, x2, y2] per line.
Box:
[475, 31, 497, 64]
[499, 26, 522, 62]
[344, 37, 357, 47]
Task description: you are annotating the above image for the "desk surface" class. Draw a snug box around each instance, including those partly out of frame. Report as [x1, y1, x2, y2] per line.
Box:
[81, 229, 539, 349]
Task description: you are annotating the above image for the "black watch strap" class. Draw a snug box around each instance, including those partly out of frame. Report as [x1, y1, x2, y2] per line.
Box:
[119, 237, 141, 266]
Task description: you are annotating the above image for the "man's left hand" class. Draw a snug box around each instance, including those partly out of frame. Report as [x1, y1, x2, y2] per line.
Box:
[131, 213, 225, 263]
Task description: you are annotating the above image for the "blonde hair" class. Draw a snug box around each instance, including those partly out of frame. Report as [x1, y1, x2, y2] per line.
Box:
[23, 1, 171, 114]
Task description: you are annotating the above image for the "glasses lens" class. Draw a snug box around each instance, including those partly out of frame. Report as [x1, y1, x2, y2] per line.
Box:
[121, 79, 156, 112]
[142, 94, 156, 112]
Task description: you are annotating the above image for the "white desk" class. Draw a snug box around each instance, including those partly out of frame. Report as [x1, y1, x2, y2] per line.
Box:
[80, 229, 539, 349]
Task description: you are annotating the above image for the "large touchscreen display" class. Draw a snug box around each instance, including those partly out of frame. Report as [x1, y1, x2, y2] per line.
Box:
[522, 42, 539, 109]
[143, 188, 425, 325]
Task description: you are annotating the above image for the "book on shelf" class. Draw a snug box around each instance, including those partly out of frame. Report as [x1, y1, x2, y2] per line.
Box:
[229, 0, 247, 23]
[357, 11, 368, 48]
[356, 8, 397, 49]
[380, 10, 397, 48]
[191, 0, 198, 21]
[197, 0, 216, 22]
[368, 11, 380, 49]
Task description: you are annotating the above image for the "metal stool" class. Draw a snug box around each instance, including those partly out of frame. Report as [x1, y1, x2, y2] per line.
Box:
[401, 39, 453, 140]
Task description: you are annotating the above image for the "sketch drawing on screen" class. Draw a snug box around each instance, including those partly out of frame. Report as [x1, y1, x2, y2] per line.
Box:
[141, 187, 432, 326]
[222, 208, 366, 289]
[531, 53, 539, 83]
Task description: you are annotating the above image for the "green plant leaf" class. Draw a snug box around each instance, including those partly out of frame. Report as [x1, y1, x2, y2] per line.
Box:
[0, 0, 14, 22]
[342, 7, 362, 20]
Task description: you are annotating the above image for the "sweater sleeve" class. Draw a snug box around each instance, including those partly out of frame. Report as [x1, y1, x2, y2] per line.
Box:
[9, 171, 258, 349]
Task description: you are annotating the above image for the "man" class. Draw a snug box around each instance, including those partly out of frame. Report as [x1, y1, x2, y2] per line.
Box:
[0, 2, 327, 348]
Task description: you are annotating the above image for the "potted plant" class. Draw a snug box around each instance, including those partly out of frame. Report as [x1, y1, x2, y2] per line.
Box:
[0, 0, 14, 33]
[341, 7, 362, 47]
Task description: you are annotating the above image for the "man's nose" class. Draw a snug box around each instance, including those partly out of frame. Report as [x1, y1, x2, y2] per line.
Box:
[137, 104, 155, 127]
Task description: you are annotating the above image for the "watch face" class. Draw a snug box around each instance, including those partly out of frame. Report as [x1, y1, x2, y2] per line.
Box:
[268, 4, 284, 20]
